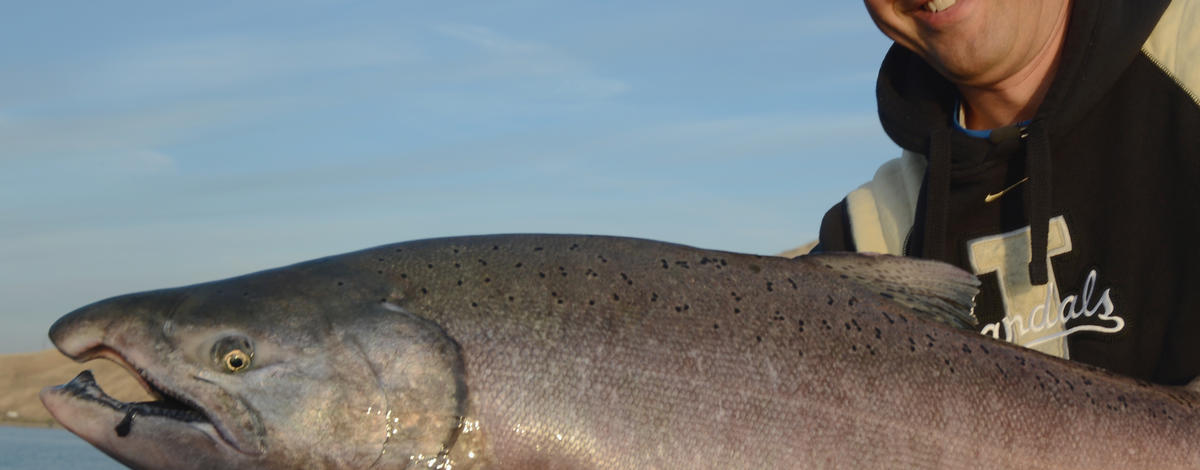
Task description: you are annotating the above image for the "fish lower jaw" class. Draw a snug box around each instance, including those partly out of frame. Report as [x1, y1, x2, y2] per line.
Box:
[41, 369, 257, 461]
[924, 0, 957, 12]
[40, 381, 245, 470]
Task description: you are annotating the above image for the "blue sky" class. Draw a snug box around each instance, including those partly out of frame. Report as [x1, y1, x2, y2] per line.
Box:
[1, 1, 895, 353]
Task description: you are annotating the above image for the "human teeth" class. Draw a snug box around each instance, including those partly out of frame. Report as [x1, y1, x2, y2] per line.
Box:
[924, 0, 957, 12]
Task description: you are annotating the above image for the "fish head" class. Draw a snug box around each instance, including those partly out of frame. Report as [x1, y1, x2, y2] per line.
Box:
[40, 262, 469, 469]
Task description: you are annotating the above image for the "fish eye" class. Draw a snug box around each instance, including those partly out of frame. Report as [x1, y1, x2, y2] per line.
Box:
[212, 336, 254, 373]
[223, 349, 251, 372]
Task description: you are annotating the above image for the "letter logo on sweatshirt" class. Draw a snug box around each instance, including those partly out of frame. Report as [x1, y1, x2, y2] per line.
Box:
[966, 216, 1125, 358]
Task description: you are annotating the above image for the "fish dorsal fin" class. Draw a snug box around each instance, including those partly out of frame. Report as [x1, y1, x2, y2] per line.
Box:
[1187, 376, 1200, 395]
[802, 253, 981, 329]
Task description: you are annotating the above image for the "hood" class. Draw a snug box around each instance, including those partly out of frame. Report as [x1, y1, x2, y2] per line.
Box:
[874, 0, 1172, 284]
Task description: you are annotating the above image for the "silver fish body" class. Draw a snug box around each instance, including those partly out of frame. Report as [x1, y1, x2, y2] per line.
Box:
[40, 235, 1200, 469]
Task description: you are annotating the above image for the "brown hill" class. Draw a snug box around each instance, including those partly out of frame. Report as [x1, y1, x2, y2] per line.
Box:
[0, 349, 152, 427]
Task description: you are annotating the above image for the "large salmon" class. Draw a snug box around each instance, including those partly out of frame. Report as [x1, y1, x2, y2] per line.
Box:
[40, 235, 1200, 469]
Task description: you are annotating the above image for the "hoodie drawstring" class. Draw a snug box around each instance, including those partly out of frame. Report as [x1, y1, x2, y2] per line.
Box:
[922, 128, 953, 263]
[1024, 121, 1052, 286]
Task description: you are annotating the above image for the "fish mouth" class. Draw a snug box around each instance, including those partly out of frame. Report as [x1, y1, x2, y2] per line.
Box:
[40, 345, 262, 459]
[51, 369, 209, 428]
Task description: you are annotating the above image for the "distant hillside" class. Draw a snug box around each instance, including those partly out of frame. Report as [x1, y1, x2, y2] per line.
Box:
[0, 349, 151, 427]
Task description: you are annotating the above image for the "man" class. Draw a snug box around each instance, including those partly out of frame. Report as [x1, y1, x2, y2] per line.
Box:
[816, 0, 1200, 385]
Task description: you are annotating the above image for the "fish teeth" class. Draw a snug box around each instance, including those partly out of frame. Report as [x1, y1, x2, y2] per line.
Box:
[924, 0, 957, 12]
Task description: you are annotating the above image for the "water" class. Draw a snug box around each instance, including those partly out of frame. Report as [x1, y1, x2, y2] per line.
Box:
[0, 426, 124, 469]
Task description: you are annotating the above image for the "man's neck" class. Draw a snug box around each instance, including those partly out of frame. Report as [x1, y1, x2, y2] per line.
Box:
[958, 1, 1072, 130]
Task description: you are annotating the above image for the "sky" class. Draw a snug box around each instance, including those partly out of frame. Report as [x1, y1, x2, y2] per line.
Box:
[0, 1, 896, 354]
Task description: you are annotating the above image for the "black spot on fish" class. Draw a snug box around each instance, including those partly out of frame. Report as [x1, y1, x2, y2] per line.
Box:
[787, 278, 798, 289]
[570, 244, 579, 250]
[675, 306, 683, 313]
[650, 292, 659, 302]
[420, 288, 428, 295]
[589, 300, 595, 306]
[484, 278, 491, 283]
[471, 302, 478, 308]
[839, 274, 849, 279]
[851, 320, 861, 331]
[749, 264, 761, 273]
[661, 259, 669, 269]
[457, 280, 463, 286]
[880, 292, 894, 299]
[880, 312, 894, 324]
[597, 255, 607, 263]
[539, 272, 546, 278]
[493, 245, 499, 250]
[848, 297, 857, 306]
[961, 344, 971, 354]
[756, 336, 762, 343]
[826, 296, 834, 306]
[675, 261, 690, 269]
[534, 246, 543, 251]
[401, 273, 408, 279]
[337, 281, 344, 286]
[822, 319, 831, 330]
[478, 259, 488, 266]
[734, 308, 741, 314]
[612, 294, 620, 301]
[766, 282, 774, 292]
[427, 264, 434, 269]
[713, 323, 719, 330]
[995, 364, 1008, 378]
[874, 328, 881, 339]
[851, 345, 858, 352]
[514, 263, 523, 268]
[508, 296, 514, 302]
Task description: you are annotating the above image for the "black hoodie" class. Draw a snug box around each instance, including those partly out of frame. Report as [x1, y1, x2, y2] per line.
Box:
[816, 0, 1200, 385]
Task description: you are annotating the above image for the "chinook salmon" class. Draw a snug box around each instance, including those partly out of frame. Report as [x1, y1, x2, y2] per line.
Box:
[40, 235, 1200, 469]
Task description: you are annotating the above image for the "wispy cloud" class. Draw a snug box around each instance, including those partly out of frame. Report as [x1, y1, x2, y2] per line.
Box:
[0, 98, 289, 175]
[96, 35, 423, 95]
[432, 23, 630, 98]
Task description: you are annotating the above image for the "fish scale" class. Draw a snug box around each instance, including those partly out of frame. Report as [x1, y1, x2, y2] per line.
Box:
[39, 234, 1200, 469]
